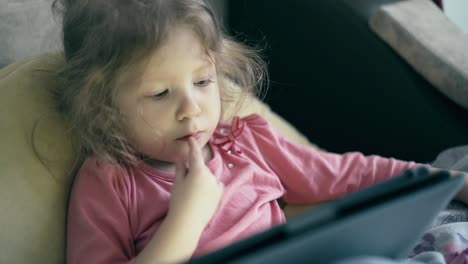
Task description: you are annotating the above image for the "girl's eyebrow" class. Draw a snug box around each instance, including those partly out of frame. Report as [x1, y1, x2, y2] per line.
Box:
[193, 61, 214, 73]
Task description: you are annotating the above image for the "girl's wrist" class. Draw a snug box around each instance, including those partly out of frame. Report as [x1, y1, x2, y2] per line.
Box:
[166, 208, 208, 234]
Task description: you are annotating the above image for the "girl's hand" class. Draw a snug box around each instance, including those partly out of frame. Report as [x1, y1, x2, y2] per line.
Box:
[167, 137, 224, 231]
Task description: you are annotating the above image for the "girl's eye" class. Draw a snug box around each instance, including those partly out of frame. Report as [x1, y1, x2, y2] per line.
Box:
[151, 89, 168, 98]
[194, 79, 213, 88]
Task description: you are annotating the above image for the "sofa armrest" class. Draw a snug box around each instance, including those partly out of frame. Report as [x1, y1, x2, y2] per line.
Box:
[369, 0, 468, 109]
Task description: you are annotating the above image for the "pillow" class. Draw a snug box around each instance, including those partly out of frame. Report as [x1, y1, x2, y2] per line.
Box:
[369, 0, 468, 110]
[0, 53, 316, 263]
[0, 53, 74, 264]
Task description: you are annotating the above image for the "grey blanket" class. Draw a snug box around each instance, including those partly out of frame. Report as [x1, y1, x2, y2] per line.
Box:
[431, 145, 468, 227]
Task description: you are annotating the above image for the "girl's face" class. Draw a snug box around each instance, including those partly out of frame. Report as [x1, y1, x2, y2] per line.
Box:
[116, 26, 221, 167]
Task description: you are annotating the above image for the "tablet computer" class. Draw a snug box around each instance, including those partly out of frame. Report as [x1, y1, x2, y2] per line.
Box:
[187, 167, 464, 263]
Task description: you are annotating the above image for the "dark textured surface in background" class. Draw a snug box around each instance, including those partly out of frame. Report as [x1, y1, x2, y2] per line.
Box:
[226, 0, 468, 162]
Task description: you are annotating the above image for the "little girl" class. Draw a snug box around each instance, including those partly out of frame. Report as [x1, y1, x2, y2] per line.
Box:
[51, 0, 468, 263]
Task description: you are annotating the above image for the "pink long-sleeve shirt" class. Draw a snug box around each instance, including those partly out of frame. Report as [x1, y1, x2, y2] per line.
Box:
[67, 113, 419, 263]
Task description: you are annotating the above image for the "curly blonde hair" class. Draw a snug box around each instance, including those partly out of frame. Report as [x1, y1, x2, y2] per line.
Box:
[51, 0, 268, 166]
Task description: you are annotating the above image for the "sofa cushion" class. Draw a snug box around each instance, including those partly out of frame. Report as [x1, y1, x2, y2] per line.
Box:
[0, 53, 316, 263]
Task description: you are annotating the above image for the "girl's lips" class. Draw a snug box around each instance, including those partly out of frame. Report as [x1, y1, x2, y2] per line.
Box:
[177, 131, 203, 141]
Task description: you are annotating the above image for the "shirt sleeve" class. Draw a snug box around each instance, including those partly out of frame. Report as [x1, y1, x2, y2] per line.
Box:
[245, 114, 421, 204]
[67, 158, 135, 264]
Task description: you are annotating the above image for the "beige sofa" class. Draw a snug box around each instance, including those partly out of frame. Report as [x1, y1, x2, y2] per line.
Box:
[0, 53, 318, 264]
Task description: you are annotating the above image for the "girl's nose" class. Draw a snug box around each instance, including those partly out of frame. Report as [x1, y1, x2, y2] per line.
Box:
[176, 93, 201, 121]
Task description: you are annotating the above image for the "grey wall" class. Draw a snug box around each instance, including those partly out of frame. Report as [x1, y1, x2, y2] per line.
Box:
[0, 0, 227, 68]
[445, 0, 468, 33]
[0, 0, 61, 67]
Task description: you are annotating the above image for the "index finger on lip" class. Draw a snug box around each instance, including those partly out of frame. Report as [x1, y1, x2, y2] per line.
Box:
[188, 137, 203, 169]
